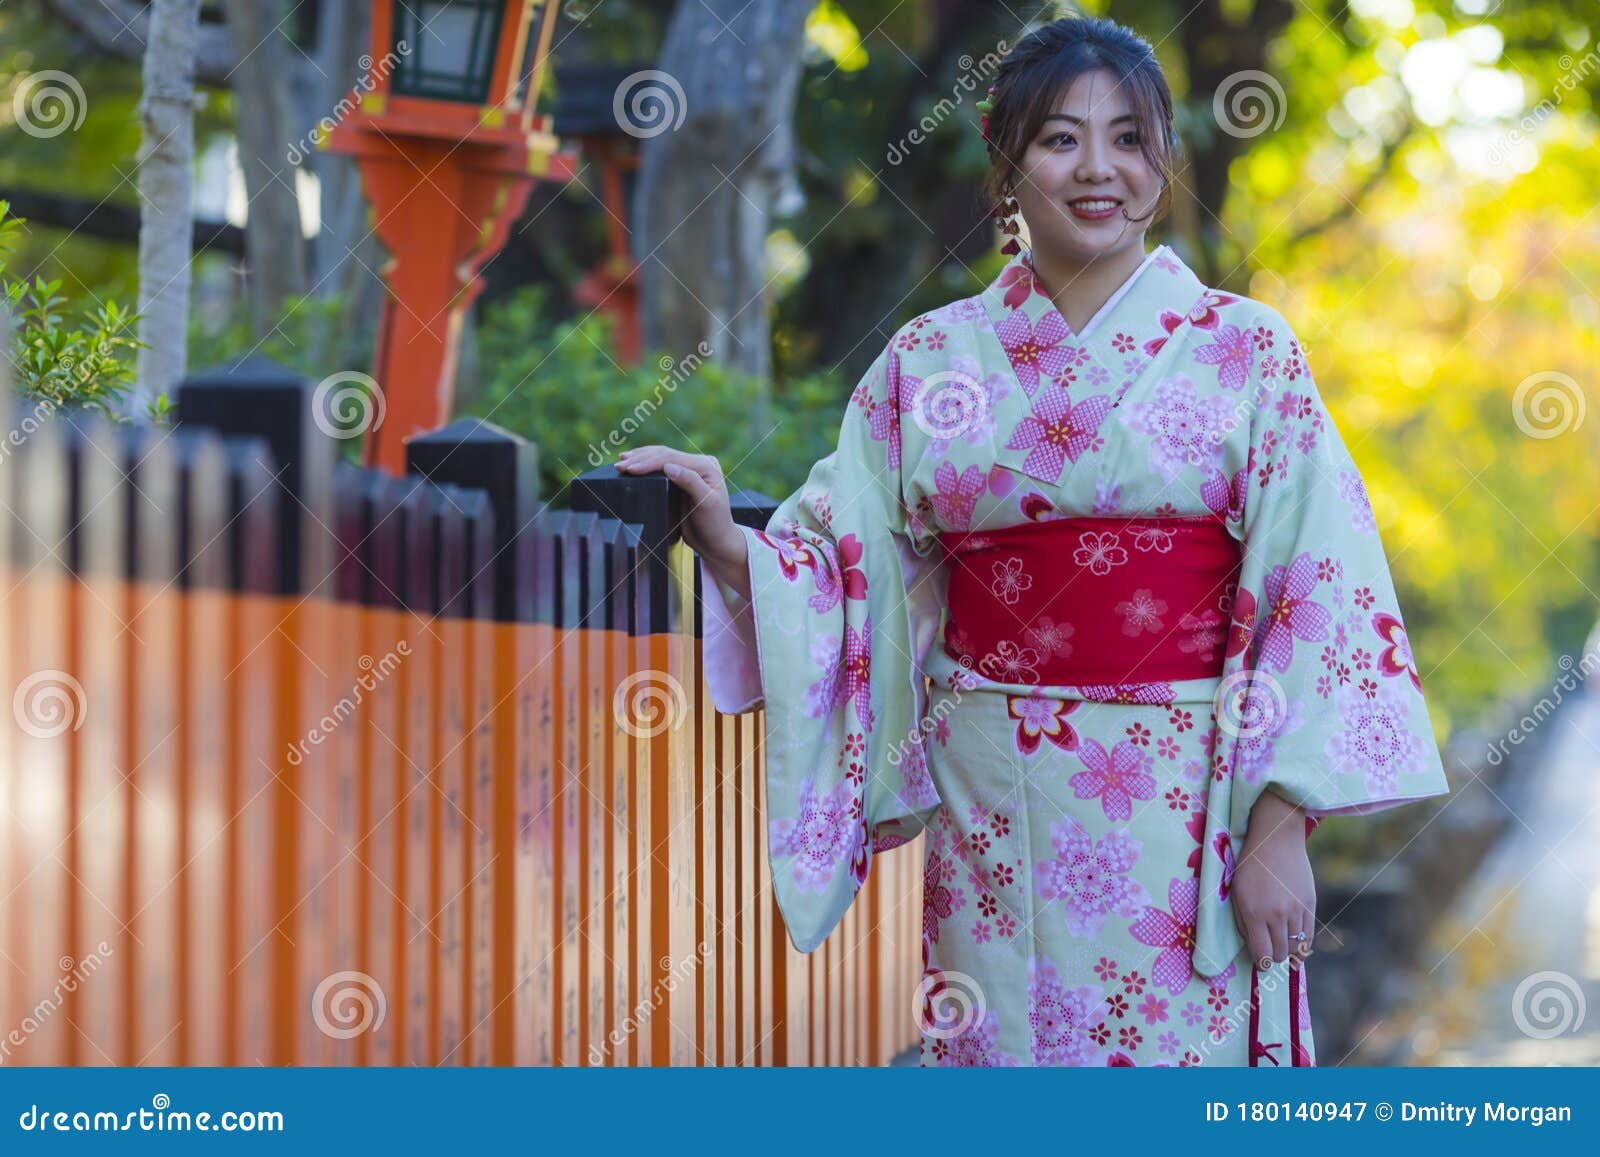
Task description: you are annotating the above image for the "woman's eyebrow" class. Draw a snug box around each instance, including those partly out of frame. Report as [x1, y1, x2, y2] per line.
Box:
[1040, 112, 1136, 126]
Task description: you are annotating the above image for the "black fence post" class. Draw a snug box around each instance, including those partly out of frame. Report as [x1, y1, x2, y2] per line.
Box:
[568, 468, 779, 637]
[568, 466, 685, 635]
[728, 488, 779, 532]
[174, 355, 338, 596]
[407, 418, 536, 623]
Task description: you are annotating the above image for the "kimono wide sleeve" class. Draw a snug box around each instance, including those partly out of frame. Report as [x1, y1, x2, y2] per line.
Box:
[1190, 311, 1452, 976]
[731, 347, 945, 954]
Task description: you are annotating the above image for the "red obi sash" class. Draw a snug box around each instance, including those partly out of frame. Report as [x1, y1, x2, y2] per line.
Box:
[940, 514, 1242, 686]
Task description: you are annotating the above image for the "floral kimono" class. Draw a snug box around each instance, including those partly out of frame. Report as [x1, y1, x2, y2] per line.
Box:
[702, 244, 1451, 1067]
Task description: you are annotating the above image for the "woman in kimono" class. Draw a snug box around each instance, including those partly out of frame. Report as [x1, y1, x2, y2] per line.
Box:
[617, 14, 1450, 1067]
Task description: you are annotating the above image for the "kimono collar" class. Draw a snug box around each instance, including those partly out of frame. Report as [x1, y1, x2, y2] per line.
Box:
[980, 244, 1214, 397]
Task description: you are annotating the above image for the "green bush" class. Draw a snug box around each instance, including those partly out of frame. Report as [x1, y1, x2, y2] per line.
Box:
[187, 290, 371, 385]
[468, 286, 845, 505]
[1, 201, 147, 420]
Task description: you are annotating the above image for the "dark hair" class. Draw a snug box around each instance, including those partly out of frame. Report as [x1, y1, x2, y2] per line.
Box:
[983, 15, 1181, 225]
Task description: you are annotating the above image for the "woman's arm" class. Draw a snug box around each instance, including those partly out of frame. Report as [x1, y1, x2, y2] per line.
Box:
[1232, 787, 1315, 971]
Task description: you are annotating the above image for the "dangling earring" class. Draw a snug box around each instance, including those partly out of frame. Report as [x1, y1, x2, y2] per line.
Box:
[994, 189, 1022, 255]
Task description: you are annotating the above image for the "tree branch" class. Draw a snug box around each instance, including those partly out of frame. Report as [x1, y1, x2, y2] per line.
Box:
[1283, 117, 1417, 249]
[0, 184, 246, 257]
[44, 0, 237, 86]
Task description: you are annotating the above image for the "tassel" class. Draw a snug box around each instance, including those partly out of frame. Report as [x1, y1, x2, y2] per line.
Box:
[1001, 238, 1021, 255]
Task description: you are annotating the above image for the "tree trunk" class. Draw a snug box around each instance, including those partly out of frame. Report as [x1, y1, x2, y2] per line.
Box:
[131, 0, 202, 419]
[220, 0, 309, 335]
[634, 0, 814, 410]
[304, 0, 382, 367]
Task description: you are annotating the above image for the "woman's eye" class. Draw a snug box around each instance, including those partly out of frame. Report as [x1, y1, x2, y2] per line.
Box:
[1043, 132, 1075, 148]
[1119, 131, 1142, 146]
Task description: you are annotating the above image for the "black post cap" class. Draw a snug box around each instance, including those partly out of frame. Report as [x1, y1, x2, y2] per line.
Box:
[407, 417, 538, 622]
[174, 355, 337, 596]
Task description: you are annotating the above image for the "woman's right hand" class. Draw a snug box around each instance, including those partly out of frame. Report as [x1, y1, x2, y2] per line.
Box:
[614, 446, 751, 600]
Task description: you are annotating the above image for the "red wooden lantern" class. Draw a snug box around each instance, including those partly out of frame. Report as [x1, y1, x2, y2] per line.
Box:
[320, 0, 577, 474]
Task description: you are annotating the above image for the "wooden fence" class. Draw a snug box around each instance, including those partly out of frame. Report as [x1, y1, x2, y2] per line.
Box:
[0, 358, 923, 1066]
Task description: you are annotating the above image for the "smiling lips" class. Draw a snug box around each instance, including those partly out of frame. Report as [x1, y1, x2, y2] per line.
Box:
[1067, 197, 1123, 221]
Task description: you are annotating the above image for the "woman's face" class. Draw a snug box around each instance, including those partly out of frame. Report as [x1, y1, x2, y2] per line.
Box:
[1008, 69, 1162, 268]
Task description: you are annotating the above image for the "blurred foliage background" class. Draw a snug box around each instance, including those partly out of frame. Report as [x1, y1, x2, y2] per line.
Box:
[1, 0, 1597, 859]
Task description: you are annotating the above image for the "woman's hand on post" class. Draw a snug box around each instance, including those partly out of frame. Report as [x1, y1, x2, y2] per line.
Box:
[1230, 788, 1316, 972]
[614, 446, 751, 600]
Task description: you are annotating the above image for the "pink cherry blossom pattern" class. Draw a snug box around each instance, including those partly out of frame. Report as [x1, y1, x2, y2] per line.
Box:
[1143, 310, 1185, 358]
[1186, 290, 1241, 329]
[1176, 608, 1227, 662]
[859, 354, 916, 469]
[1004, 386, 1113, 481]
[807, 616, 874, 730]
[1370, 611, 1421, 690]
[930, 462, 987, 532]
[1201, 464, 1251, 523]
[1255, 552, 1332, 673]
[1325, 682, 1426, 796]
[989, 556, 1032, 605]
[1123, 372, 1235, 482]
[1078, 682, 1178, 706]
[1338, 469, 1378, 533]
[1128, 876, 1200, 995]
[979, 640, 1041, 684]
[997, 261, 1038, 311]
[1007, 694, 1081, 755]
[1118, 588, 1168, 637]
[1226, 586, 1259, 661]
[1026, 955, 1109, 1066]
[927, 1005, 1020, 1067]
[1020, 491, 1054, 521]
[1034, 816, 1150, 937]
[922, 833, 968, 949]
[1192, 323, 1256, 391]
[752, 530, 816, 583]
[994, 309, 1074, 396]
[769, 776, 856, 892]
[805, 532, 869, 613]
[1073, 530, 1128, 575]
[1212, 831, 1237, 901]
[1024, 615, 1075, 658]
[1069, 738, 1158, 821]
